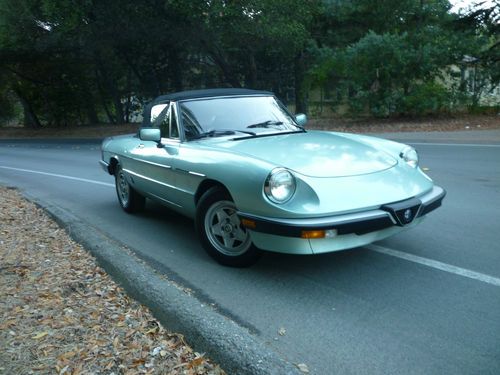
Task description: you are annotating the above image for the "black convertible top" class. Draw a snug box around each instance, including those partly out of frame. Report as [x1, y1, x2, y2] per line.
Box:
[142, 88, 273, 127]
[152, 88, 272, 103]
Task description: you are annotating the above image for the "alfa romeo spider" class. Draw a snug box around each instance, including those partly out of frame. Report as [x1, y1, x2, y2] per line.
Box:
[100, 88, 445, 266]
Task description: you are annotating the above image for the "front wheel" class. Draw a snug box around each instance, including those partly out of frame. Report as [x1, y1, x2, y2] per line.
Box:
[115, 164, 145, 213]
[196, 187, 261, 267]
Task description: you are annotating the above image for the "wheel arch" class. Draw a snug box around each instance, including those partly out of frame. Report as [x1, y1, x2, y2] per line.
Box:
[108, 157, 119, 175]
[194, 179, 233, 206]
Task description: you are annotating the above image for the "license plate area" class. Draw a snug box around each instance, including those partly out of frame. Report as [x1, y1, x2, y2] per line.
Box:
[381, 198, 422, 226]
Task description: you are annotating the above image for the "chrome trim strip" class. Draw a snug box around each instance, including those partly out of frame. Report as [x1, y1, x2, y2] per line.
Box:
[123, 168, 191, 195]
[99, 160, 109, 173]
[239, 209, 396, 227]
[128, 158, 172, 169]
[160, 138, 181, 145]
[417, 185, 445, 205]
[416, 185, 446, 217]
[188, 171, 206, 177]
[239, 185, 445, 237]
[149, 193, 182, 208]
[173, 168, 206, 177]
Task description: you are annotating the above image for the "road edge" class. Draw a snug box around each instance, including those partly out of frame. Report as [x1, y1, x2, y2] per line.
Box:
[22, 191, 301, 375]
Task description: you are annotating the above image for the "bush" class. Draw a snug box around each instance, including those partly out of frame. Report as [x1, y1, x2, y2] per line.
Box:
[402, 82, 450, 116]
[0, 89, 18, 125]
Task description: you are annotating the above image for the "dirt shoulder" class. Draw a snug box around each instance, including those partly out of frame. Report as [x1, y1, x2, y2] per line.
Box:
[1, 115, 498, 139]
[0, 187, 224, 375]
[307, 114, 500, 133]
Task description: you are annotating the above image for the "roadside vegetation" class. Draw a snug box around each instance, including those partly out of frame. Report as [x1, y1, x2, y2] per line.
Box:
[0, 114, 499, 140]
[0, 0, 498, 128]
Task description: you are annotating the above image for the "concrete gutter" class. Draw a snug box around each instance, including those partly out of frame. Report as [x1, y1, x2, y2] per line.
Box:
[27, 195, 301, 375]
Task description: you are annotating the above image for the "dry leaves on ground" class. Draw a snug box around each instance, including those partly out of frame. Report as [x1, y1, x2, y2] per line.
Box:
[308, 114, 500, 133]
[0, 186, 225, 375]
[0, 115, 499, 140]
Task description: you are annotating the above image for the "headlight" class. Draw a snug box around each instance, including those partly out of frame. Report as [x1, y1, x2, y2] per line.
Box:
[264, 168, 296, 203]
[400, 146, 418, 168]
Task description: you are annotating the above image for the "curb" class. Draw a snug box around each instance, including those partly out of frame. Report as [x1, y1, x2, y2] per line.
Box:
[27, 194, 301, 375]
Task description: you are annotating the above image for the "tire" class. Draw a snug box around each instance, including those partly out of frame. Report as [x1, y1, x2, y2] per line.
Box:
[196, 187, 261, 267]
[115, 164, 145, 213]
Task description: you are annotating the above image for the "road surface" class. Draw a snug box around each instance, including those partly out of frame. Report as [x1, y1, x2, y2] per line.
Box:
[1, 130, 499, 374]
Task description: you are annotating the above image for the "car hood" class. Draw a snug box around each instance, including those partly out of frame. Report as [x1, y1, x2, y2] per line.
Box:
[216, 131, 398, 177]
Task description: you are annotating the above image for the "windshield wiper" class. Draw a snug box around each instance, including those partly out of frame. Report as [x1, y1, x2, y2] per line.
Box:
[246, 120, 284, 129]
[189, 129, 256, 140]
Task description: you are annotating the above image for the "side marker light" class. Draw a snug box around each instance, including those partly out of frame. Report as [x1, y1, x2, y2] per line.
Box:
[301, 229, 337, 239]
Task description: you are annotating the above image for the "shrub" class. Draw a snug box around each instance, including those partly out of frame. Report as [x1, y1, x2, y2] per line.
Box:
[402, 82, 450, 116]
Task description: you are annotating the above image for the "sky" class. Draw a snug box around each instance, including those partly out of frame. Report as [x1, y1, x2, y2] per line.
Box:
[448, 0, 498, 13]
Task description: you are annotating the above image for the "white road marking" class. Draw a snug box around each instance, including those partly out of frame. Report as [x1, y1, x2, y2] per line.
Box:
[3, 165, 500, 288]
[367, 244, 500, 287]
[407, 142, 500, 148]
[0, 166, 114, 187]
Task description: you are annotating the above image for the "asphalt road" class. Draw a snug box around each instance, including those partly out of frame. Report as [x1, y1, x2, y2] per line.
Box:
[1, 130, 499, 374]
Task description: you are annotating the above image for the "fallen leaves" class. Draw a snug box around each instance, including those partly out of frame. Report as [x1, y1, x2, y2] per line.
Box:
[307, 114, 500, 134]
[296, 363, 310, 373]
[0, 187, 225, 374]
[32, 331, 49, 340]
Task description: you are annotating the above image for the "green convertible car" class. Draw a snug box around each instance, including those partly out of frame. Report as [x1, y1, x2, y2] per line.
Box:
[100, 88, 445, 266]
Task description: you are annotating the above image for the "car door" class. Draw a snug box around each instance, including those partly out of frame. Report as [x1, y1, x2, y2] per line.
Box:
[129, 103, 183, 209]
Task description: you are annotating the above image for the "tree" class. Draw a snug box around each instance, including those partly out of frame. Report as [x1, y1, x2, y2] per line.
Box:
[1, 0, 496, 125]
[307, 0, 478, 116]
[454, 0, 500, 107]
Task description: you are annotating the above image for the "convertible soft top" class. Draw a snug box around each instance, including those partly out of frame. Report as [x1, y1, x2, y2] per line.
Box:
[142, 88, 272, 127]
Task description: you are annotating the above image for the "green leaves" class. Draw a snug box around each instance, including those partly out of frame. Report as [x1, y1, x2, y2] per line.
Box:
[306, 0, 499, 117]
[0, 0, 497, 124]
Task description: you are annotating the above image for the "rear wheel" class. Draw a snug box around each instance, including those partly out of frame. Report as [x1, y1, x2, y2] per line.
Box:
[196, 187, 261, 267]
[115, 164, 145, 213]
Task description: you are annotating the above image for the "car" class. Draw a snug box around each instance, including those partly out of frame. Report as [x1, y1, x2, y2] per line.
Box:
[100, 88, 446, 267]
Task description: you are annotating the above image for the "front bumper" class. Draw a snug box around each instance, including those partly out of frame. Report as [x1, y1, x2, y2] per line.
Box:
[238, 186, 445, 253]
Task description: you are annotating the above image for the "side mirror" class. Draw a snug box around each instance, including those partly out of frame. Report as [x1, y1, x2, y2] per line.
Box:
[295, 113, 307, 127]
[140, 128, 161, 142]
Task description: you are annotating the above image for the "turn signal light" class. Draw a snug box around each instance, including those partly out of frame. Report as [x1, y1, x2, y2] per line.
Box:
[301, 230, 325, 239]
[241, 219, 256, 229]
[301, 229, 337, 239]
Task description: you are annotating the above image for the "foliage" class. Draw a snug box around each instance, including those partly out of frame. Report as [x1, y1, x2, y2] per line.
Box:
[402, 82, 451, 115]
[0, 0, 497, 125]
[453, 0, 500, 108]
[307, 0, 498, 117]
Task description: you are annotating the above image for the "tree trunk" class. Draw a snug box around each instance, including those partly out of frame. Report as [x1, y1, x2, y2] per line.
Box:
[125, 68, 131, 124]
[246, 52, 258, 88]
[95, 59, 124, 123]
[13, 87, 42, 128]
[85, 101, 99, 124]
[113, 95, 124, 124]
[209, 45, 241, 88]
[95, 68, 116, 124]
[294, 52, 307, 114]
[82, 84, 99, 124]
[169, 49, 184, 92]
[215, 56, 241, 87]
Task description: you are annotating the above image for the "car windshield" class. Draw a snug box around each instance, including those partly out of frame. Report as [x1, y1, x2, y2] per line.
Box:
[179, 96, 302, 140]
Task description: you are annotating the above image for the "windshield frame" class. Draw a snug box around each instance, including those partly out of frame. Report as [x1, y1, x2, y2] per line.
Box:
[177, 95, 304, 142]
